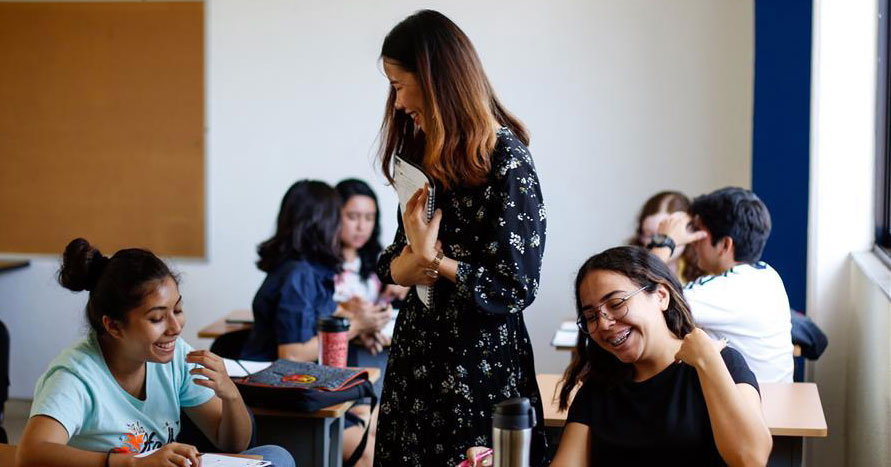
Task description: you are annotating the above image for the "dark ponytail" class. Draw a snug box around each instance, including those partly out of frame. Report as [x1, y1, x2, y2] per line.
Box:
[58, 238, 176, 335]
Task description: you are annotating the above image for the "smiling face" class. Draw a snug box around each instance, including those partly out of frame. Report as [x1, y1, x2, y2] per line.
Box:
[109, 276, 185, 364]
[340, 194, 377, 252]
[383, 59, 427, 131]
[578, 270, 671, 365]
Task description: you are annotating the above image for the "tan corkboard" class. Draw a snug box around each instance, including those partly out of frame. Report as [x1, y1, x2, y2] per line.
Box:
[0, 2, 205, 257]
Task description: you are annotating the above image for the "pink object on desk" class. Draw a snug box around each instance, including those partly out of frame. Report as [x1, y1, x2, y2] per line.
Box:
[455, 448, 493, 467]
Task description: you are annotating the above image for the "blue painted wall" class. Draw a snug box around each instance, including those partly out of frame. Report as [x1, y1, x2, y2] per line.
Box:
[751, 0, 812, 312]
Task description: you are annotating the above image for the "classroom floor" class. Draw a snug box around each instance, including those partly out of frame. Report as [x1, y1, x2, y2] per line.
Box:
[3, 399, 31, 444]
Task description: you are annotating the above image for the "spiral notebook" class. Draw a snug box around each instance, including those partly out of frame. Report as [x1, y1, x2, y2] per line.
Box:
[393, 155, 435, 308]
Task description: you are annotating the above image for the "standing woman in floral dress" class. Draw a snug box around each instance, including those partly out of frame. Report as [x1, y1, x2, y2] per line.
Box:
[374, 9, 548, 466]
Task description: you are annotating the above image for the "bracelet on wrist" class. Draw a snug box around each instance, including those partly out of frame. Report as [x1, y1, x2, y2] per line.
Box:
[646, 234, 676, 257]
[424, 249, 444, 279]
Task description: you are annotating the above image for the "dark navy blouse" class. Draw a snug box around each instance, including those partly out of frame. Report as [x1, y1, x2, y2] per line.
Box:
[240, 259, 337, 361]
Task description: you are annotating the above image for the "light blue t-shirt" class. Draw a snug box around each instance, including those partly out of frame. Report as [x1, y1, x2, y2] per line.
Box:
[30, 334, 214, 454]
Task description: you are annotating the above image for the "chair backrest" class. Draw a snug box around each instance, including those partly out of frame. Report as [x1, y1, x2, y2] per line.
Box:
[177, 407, 257, 451]
[210, 329, 252, 360]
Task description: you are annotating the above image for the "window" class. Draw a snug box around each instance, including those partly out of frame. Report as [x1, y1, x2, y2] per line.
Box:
[876, 0, 891, 263]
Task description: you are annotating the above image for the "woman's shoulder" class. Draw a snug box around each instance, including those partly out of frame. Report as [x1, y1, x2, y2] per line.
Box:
[492, 126, 532, 160]
[272, 259, 330, 280]
[50, 335, 103, 370]
[37, 335, 105, 388]
[489, 127, 537, 181]
[273, 259, 335, 296]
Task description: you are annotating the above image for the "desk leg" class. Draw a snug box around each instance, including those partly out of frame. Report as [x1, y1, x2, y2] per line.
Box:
[767, 436, 802, 467]
[254, 414, 345, 467]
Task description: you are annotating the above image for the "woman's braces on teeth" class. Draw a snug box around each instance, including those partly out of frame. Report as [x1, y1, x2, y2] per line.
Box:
[607, 328, 632, 346]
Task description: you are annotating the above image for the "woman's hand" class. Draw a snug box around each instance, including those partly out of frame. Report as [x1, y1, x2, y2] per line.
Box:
[656, 212, 708, 248]
[132, 442, 200, 467]
[463, 447, 493, 467]
[381, 284, 409, 302]
[357, 331, 390, 355]
[341, 297, 392, 333]
[390, 245, 437, 287]
[403, 185, 442, 262]
[674, 328, 727, 370]
[187, 350, 240, 402]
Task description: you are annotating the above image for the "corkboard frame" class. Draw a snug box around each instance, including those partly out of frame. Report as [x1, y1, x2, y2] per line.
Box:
[0, 1, 206, 258]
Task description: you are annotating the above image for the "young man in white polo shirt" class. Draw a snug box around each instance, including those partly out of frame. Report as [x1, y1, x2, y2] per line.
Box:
[647, 187, 794, 383]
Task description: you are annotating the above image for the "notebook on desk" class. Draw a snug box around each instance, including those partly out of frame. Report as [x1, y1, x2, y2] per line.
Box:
[223, 359, 273, 378]
[136, 450, 270, 466]
[392, 155, 435, 309]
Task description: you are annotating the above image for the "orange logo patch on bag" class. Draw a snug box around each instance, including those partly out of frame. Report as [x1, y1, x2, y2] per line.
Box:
[282, 374, 316, 384]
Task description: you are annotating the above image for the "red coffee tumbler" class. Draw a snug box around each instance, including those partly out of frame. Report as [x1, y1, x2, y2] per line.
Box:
[317, 316, 350, 367]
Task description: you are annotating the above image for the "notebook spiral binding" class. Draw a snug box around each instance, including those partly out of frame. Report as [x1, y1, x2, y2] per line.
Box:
[393, 152, 436, 309]
[422, 183, 434, 308]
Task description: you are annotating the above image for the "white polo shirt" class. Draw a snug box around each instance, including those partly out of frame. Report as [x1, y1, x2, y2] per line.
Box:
[684, 262, 794, 383]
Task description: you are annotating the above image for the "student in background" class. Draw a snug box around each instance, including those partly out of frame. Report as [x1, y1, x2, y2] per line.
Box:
[649, 187, 795, 383]
[334, 178, 407, 361]
[375, 10, 548, 465]
[240, 180, 388, 466]
[631, 190, 705, 283]
[468, 246, 772, 465]
[16, 238, 294, 467]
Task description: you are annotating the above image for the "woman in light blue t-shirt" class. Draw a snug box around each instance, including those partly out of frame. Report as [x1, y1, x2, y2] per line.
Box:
[16, 238, 294, 467]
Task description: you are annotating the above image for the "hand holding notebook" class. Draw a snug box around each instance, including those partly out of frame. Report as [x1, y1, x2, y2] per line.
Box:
[392, 155, 436, 308]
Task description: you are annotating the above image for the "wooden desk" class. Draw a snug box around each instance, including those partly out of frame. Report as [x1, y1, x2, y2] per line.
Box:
[536, 374, 826, 466]
[761, 382, 827, 437]
[252, 367, 380, 467]
[198, 310, 253, 339]
[0, 259, 29, 273]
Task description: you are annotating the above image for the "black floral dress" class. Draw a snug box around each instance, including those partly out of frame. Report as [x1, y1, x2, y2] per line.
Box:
[374, 128, 549, 466]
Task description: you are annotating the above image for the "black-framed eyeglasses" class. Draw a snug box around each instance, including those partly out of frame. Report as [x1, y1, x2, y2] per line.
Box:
[576, 285, 650, 335]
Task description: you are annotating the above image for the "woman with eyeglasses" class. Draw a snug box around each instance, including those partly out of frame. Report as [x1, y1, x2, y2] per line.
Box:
[467, 246, 772, 466]
[552, 245, 772, 465]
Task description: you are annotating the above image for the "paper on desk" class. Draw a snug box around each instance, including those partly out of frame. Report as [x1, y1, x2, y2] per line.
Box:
[559, 320, 577, 331]
[551, 329, 579, 348]
[135, 450, 270, 466]
[197, 454, 271, 466]
[223, 359, 273, 378]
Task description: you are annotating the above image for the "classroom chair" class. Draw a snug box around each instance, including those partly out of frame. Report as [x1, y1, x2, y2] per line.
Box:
[210, 329, 252, 361]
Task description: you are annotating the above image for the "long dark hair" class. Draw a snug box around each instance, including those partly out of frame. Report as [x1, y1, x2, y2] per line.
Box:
[335, 179, 382, 280]
[378, 9, 528, 190]
[559, 246, 696, 410]
[256, 180, 343, 273]
[58, 238, 176, 336]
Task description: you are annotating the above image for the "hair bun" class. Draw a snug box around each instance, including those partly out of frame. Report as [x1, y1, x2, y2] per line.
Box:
[58, 238, 109, 292]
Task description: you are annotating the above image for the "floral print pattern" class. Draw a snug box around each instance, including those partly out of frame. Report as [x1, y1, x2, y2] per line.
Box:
[374, 128, 549, 466]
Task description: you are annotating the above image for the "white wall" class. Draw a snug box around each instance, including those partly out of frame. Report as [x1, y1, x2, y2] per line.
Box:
[845, 253, 891, 466]
[806, 0, 878, 465]
[0, 0, 753, 399]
